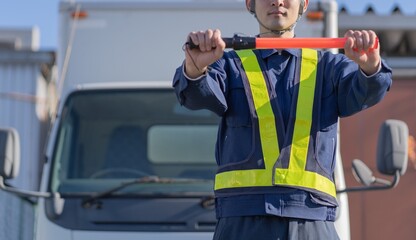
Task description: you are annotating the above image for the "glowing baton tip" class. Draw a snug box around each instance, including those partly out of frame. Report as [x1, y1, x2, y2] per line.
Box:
[255, 38, 346, 49]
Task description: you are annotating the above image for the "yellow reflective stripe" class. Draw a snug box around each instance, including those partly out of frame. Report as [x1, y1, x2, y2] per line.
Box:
[274, 48, 336, 198]
[214, 50, 278, 189]
[214, 169, 272, 189]
[237, 50, 280, 168]
[274, 169, 336, 197]
[290, 48, 317, 172]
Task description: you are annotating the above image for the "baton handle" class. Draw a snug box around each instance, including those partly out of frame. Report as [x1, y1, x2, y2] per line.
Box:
[188, 36, 254, 50]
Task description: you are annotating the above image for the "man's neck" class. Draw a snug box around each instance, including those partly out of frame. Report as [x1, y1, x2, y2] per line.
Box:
[258, 30, 295, 38]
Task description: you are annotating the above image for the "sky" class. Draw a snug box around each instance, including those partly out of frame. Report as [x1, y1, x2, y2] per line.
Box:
[0, 0, 60, 50]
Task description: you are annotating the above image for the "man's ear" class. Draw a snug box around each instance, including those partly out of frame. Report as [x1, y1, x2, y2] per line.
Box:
[246, 0, 255, 15]
[301, 0, 309, 14]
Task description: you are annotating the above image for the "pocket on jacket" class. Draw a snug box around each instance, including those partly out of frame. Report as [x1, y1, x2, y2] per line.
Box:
[315, 124, 337, 176]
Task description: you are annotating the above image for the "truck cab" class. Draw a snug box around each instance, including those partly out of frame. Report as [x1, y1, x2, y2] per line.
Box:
[34, 82, 219, 239]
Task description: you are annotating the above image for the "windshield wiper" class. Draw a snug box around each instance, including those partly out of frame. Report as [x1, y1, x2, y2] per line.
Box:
[82, 176, 212, 208]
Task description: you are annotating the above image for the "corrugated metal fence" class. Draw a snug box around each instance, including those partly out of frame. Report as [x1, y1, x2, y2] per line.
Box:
[0, 50, 56, 240]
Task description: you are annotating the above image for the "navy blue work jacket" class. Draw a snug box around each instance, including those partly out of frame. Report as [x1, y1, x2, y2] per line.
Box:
[172, 48, 392, 221]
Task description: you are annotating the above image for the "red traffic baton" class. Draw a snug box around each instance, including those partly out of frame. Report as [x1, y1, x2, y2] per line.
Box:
[188, 35, 378, 50]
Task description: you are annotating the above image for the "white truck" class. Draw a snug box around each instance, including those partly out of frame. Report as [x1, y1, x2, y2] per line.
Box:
[0, 1, 409, 240]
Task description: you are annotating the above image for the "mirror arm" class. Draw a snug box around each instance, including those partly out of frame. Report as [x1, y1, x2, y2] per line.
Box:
[337, 171, 400, 194]
[389, 171, 400, 188]
[0, 176, 51, 199]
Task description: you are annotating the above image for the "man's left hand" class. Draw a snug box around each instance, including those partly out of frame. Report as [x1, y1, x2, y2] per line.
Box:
[344, 30, 381, 76]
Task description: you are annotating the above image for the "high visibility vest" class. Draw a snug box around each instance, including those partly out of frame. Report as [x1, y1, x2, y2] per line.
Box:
[214, 48, 337, 200]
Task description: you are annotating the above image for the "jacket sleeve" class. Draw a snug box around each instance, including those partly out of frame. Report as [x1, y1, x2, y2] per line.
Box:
[325, 53, 393, 117]
[172, 58, 229, 116]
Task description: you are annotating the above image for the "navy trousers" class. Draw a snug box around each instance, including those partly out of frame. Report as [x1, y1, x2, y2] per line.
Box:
[212, 216, 340, 240]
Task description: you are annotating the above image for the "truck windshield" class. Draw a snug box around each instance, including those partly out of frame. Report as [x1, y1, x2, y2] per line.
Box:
[50, 88, 220, 195]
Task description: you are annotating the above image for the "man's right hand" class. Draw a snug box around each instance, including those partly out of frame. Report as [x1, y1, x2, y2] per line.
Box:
[184, 29, 226, 79]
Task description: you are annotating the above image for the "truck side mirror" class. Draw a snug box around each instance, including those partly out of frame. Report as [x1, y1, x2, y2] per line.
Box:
[338, 119, 409, 194]
[0, 127, 51, 199]
[351, 159, 374, 186]
[0, 128, 20, 179]
[376, 119, 408, 176]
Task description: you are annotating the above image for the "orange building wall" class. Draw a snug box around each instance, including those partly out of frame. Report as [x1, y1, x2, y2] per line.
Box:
[340, 77, 416, 240]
